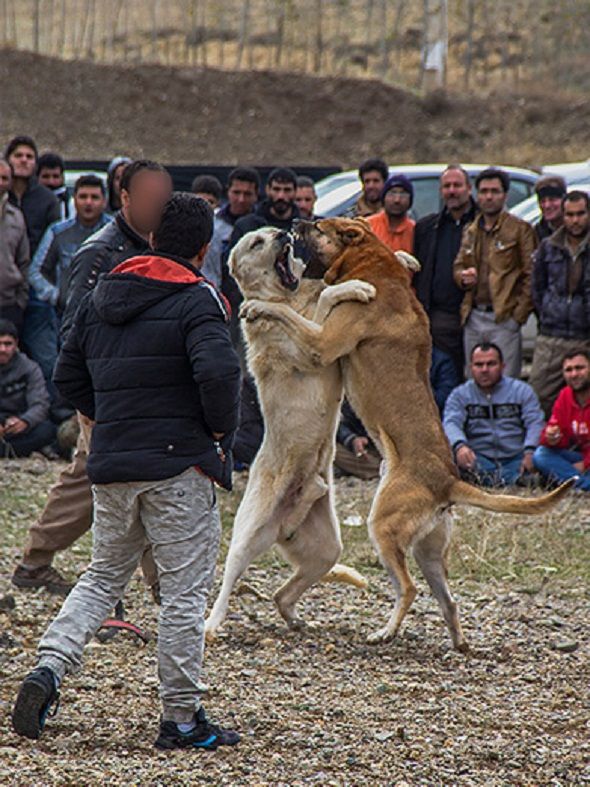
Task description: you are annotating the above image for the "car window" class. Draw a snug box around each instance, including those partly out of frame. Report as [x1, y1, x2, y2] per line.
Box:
[411, 178, 441, 219]
[506, 178, 534, 208]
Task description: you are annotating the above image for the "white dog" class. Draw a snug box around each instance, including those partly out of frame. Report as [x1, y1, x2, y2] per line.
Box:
[205, 228, 375, 638]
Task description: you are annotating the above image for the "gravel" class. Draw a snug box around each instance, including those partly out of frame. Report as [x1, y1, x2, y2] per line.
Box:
[0, 460, 588, 786]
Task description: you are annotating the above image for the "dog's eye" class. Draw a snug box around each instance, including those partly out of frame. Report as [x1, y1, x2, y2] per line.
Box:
[250, 238, 264, 249]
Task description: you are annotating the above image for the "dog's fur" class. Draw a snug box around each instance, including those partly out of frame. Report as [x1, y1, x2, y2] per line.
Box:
[241, 218, 574, 651]
[205, 227, 377, 639]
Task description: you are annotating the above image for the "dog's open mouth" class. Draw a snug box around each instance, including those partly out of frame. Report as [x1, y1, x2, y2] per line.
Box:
[274, 243, 298, 291]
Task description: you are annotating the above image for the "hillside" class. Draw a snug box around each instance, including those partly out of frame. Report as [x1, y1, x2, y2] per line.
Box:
[1, 48, 588, 168]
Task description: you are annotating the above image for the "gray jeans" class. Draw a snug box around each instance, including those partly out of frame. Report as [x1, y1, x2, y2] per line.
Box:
[38, 467, 221, 723]
[464, 308, 522, 378]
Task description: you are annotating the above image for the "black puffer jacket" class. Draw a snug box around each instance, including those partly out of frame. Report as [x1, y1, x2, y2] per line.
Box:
[61, 212, 147, 340]
[9, 178, 60, 255]
[54, 253, 241, 488]
[532, 227, 590, 339]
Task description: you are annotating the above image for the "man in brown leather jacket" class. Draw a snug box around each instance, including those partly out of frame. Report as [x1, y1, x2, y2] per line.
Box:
[453, 167, 536, 378]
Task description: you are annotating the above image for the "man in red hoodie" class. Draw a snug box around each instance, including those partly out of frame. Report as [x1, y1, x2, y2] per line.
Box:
[533, 350, 590, 490]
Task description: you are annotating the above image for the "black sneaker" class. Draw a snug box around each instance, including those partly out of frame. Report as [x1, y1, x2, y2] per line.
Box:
[12, 666, 60, 740]
[155, 706, 240, 751]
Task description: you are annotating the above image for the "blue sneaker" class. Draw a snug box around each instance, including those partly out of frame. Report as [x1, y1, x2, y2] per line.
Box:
[12, 666, 60, 740]
[155, 706, 240, 750]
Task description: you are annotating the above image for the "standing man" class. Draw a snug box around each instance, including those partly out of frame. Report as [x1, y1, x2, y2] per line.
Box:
[367, 173, 415, 254]
[443, 342, 544, 487]
[346, 158, 389, 218]
[533, 350, 590, 491]
[12, 193, 242, 749]
[453, 167, 536, 379]
[0, 157, 30, 334]
[5, 136, 61, 383]
[295, 175, 318, 220]
[29, 175, 111, 322]
[413, 164, 478, 383]
[533, 175, 566, 242]
[12, 160, 172, 595]
[222, 167, 301, 349]
[191, 174, 223, 210]
[529, 190, 590, 416]
[200, 166, 259, 288]
[37, 152, 70, 220]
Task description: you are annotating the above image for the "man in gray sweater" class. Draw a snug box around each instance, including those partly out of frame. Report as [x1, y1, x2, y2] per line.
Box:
[0, 319, 55, 457]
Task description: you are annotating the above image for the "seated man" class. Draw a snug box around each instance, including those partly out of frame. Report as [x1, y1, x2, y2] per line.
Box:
[533, 350, 590, 491]
[335, 399, 381, 480]
[0, 319, 56, 457]
[443, 342, 544, 486]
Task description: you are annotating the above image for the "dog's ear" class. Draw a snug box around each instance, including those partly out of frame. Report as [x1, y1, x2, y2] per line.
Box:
[337, 222, 366, 246]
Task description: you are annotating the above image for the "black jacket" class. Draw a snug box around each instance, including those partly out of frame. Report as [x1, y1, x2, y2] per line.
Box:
[9, 178, 60, 256]
[413, 200, 478, 314]
[532, 227, 590, 339]
[54, 253, 241, 488]
[233, 374, 264, 466]
[61, 212, 147, 341]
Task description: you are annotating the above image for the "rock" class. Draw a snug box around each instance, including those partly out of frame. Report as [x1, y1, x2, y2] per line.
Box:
[552, 639, 579, 653]
[0, 595, 16, 611]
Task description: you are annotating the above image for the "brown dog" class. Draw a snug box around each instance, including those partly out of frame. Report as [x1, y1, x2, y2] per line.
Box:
[241, 217, 573, 652]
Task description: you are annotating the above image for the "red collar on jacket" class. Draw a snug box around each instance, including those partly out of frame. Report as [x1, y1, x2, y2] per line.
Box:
[111, 254, 202, 284]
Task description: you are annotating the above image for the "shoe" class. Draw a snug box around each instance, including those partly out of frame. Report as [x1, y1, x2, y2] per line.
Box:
[12, 564, 74, 595]
[155, 706, 240, 751]
[12, 666, 60, 740]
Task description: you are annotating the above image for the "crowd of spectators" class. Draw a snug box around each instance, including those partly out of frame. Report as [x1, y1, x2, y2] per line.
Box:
[2, 138, 590, 595]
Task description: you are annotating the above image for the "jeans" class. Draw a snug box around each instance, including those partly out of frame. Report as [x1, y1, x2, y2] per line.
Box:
[1, 420, 57, 458]
[533, 446, 590, 491]
[37, 467, 221, 723]
[462, 452, 524, 487]
[21, 296, 59, 390]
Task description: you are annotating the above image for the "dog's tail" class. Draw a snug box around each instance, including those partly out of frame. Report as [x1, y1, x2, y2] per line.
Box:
[448, 477, 575, 515]
[321, 563, 368, 589]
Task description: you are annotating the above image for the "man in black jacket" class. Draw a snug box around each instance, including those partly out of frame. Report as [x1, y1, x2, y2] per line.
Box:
[12, 193, 242, 750]
[12, 160, 172, 594]
[221, 167, 302, 352]
[413, 165, 477, 391]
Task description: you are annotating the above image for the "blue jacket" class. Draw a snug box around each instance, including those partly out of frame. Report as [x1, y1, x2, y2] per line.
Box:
[443, 376, 545, 461]
[54, 253, 241, 488]
[532, 226, 590, 340]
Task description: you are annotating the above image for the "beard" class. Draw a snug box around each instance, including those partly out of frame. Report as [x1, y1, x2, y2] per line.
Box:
[272, 199, 291, 217]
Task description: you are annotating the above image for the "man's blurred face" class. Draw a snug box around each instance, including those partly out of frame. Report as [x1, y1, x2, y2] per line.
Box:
[563, 354, 590, 392]
[383, 188, 411, 219]
[477, 177, 507, 217]
[227, 179, 257, 217]
[38, 167, 64, 190]
[0, 334, 18, 366]
[194, 191, 220, 209]
[440, 168, 471, 212]
[295, 186, 316, 219]
[361, 170, 385, 204]
[120, 169, 173, 236]
[0, 163, 12, 196]
[539, 195, 563, 225]
[266, 179, 296, 218]
[563, 198, 590, 238]
[74, 186, 106, 227]
[8, 145, 37, 180]
[471, 347, 504, 390]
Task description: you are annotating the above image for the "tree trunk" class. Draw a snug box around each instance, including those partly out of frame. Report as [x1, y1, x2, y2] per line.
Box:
[236, 0, 250, 69]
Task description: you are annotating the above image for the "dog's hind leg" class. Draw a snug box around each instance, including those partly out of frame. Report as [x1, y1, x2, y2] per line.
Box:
[275, 492, 342, 628]
[206, 476, 280, 640]
[366, 481, 427, 645]
[412, 512, 468, 653]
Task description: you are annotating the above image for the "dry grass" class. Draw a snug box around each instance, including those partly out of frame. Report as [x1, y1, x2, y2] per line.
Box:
[0, 458, 588, 785]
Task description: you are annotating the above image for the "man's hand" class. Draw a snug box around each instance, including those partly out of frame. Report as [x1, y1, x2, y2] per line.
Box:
[460, 267, 477, 287]
[351, 436, 369, 458]
[455, 444, 476, 470]
[3, 416, 28, 436]
[545, 423, 562, 446]
[212, 432, 225, 441]
[520, 452, 535, 475]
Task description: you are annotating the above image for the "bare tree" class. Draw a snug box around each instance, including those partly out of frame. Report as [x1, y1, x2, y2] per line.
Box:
[464, 0, 475, 89]
[236, 0, 251, 69]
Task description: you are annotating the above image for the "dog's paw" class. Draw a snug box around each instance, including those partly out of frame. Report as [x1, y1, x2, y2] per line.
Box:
[367, 627, 395, 645]
[350, 281, 377, 302]
[395, 250, 421, 272]
[204, 620, 218, 644]
[239, 300, 268, 322]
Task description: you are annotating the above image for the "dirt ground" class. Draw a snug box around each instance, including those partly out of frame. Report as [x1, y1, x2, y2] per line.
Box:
[0, 458, 588, 786]
[1, 47, 590, 169]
